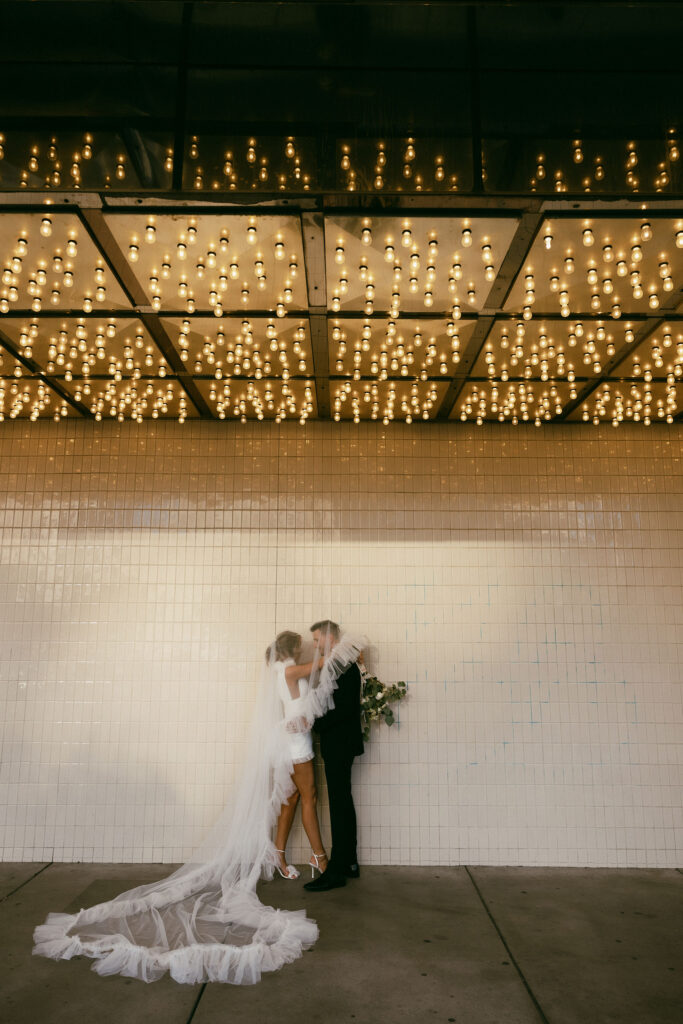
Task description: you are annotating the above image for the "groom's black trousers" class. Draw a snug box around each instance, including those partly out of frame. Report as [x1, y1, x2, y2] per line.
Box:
[315, 661, 363, 872]
[323, 753, 357, 870]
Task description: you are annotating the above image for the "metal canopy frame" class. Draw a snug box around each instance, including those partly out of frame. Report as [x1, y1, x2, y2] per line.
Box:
[1, 189, 681, 423]
[1, 1, 681, 424]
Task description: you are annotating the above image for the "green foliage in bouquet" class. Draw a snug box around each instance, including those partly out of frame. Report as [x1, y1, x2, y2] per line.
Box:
[360, 673, 407, 741]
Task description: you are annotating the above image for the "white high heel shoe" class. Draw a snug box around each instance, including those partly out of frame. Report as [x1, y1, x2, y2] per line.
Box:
[275, 850, 300, 880]
[309, 852, 328, 878]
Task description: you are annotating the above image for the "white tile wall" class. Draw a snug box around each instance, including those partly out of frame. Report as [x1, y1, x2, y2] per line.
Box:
[0, 421, 681, 867]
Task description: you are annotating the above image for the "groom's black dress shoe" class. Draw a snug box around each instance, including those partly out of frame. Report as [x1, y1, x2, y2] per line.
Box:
[344, 863, 360, 879]
[303, 867, 346, 892]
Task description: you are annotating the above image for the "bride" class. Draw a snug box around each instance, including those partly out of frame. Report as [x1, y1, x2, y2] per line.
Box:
[271, 630, 329, 881]
[33, 628, 364, 984]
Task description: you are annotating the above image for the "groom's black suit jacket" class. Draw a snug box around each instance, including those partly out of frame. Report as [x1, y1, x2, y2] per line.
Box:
[315, 662, 364, 759]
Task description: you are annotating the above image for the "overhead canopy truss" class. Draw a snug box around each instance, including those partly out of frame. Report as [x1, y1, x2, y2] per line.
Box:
[0, 192, 681, 425]
[0, 2, 681, 425]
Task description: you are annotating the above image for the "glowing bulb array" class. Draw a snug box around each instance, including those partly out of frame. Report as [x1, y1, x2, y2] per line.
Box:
[204, 380, 314, 423]
[331, 381, 441, 424]
[459, 382, 565, 426]
[0, 129, 680, 194]
[528, 132, 679, 193]
[509, 218, 683, 320]
[117, 216, 302, 316]
[328, 218, 508, 317]
[0, 211, 680, 424]
[0, 216, 119, 314]
[171, 318, 309, 379]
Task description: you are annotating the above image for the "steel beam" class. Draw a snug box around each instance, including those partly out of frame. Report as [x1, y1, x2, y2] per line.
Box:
[1, 193, 682, 216]
[308, 314, 331, 419]
[300, 212, 330, 417]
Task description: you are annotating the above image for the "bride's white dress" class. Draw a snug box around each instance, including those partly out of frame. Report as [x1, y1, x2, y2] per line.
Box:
[276, 658, 314, 764]
[33, 633, 363, 984]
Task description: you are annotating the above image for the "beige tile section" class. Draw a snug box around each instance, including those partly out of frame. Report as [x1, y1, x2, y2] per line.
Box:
[0, 421, 681, 868]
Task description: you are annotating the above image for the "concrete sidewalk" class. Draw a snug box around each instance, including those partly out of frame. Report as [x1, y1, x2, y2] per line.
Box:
[1, 863, 681, 1024]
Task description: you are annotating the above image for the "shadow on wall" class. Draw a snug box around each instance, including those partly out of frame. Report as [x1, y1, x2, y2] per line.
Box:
[0, 421, 678, 543]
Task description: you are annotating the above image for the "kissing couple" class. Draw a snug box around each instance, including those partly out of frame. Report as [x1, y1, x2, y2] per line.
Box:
[272, 619, 364, 891]
[34, 620, 366, 984]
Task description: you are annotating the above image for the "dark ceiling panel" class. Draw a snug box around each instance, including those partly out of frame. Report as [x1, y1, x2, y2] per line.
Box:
[477, 3, 681, 70]
[0, 1, 185, 65]
[188, 2, 469, 69]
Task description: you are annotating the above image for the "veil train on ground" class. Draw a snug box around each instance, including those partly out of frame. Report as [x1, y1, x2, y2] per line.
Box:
[32, 632, 364, 984]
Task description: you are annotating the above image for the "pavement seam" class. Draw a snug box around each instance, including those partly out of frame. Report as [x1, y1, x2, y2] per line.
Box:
[0, 861, 53, 904]
[465, 866, 552, 1024]
[185, 981, 207, 1023]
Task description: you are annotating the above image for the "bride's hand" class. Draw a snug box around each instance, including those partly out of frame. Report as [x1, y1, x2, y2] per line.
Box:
[286, 715, 310, 734]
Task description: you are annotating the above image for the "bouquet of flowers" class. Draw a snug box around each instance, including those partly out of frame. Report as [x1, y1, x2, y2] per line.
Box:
[360, 670, 407, 741]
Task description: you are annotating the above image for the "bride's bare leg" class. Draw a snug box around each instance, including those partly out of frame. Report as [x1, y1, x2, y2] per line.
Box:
[292, 760, 328, 868]
[274, 789, 300, 872]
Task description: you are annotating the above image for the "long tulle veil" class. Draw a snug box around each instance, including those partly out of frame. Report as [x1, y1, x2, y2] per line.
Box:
[33, 631, 365, 984]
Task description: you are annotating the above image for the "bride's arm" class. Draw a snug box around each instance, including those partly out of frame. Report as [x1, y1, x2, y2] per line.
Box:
[284, 657, 325, 699]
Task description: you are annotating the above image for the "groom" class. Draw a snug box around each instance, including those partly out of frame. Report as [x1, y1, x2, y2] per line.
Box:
[304, 619, 363, 892]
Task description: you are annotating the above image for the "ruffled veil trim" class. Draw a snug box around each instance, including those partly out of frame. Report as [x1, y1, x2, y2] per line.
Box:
[33, 632, 365, 984]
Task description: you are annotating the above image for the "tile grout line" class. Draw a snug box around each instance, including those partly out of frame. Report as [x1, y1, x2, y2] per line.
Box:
[0, 862, 54, 904]
[464, 866, 551, 1024]
[185, 982, 207, 1024]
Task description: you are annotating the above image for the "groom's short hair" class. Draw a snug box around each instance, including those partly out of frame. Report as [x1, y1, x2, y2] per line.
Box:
[310, 619, 340, 640]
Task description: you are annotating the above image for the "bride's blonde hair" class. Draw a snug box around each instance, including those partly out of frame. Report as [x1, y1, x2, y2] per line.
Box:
[266, 630, 301, 663]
